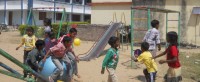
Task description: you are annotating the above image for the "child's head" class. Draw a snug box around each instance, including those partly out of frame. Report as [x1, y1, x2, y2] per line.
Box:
[35, 40, 45, 50]
[43, 18, 51, 26]
[45, 32, 55, 39]
[151, 20, 159, 29]
[26, 27, 34, 36]
[69, 28, 77, 38]
[141, 42, 149, 52]
[167, 31, 178, 46]
[62, 36, 72, 48]
[108, 36, 120, 49]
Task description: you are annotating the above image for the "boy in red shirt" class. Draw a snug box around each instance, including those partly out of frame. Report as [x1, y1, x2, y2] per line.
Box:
[153, 31, 182, 82]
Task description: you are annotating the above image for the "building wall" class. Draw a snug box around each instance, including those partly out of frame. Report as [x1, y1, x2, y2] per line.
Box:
[91, 5, 131, 25]
[92, 0, 131, 3]
[164, 0, 200, 45]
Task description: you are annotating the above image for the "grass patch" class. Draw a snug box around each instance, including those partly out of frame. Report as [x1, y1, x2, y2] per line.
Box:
[180, 52, 200, 81]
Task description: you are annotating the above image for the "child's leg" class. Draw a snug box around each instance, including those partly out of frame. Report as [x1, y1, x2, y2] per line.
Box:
[107, 68, 117, 82]
[143, 69, 150, 82]
[23, 50, 31, 77]
[51, 56, 64, 80]
[62, 54, 73, 82]
[67, 52, 79, 76]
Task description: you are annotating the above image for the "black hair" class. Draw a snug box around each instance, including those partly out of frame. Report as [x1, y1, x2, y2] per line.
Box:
[43, 18, 52, 26]
[151, 20, 159, 28]
[46, 32, 55, 39]
[108, 36, 119, 48]
[69, 28, 77, 33]
[62, 36, 72, 43]
[59, 32, 66, 37]
[141, 42, 149, 51]
[35, 40, 45, 49]
[167, 31, 178, 46]
[26, 27, 34, 33]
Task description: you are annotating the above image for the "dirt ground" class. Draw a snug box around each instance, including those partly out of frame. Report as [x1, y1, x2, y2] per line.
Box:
[0, 31, 199, 82]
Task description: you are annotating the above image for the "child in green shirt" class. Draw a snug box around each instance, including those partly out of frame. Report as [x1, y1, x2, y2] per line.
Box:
[101, 36, 119, 82]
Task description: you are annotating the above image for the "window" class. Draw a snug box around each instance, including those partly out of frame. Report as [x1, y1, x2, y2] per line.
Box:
[72, 14, 81, 21]
[56, 13, 62, 20]
[39, 12, 46, 20]
[85, 0, 91, 5]
[84, 15, 91, 23]
[73, 0, 82, 4]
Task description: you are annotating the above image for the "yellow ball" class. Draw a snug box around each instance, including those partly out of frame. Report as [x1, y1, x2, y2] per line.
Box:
[74, 38, 81, 46]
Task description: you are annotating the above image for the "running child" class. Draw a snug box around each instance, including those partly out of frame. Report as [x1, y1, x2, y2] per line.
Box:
[101, 36, 120, 82]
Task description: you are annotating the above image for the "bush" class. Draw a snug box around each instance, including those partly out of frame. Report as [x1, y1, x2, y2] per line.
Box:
[18, 22, 89, 38]
[18, 25, 43, 38]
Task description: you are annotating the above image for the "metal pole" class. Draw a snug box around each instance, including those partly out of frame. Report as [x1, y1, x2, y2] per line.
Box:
[27, 0, 33, 25]
[178, 12, 181, 49]
[0, 49, 48, 82]
[0, 69, 35, 82]
[4, 0, 6, 25]
[54, 0, 56, 23]
[195, 15, 198, 48]
[131, 9, 134, 68]
[166, 13, 168, 48]
[0, 62, 22, 75]
[21, 0, 23, 24]
[57, 9, 66, 39]
[147, 8, 151, 30]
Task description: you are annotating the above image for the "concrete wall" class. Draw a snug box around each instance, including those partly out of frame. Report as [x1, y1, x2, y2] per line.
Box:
[91, 5, 131, 25]
[76, 24, 109, 41]
[0, 11, 4, 24]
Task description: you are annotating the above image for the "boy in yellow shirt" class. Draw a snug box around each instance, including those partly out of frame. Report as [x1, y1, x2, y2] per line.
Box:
[16, 27, 37, 77]
[132, 42, 157, 82]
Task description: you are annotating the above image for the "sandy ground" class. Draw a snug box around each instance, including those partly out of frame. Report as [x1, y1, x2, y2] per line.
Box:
[0, 31, 197, 82]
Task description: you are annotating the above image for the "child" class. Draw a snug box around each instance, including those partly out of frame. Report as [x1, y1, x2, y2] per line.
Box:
[101, 36, 120, 82]
[58, 28, 80, 78]
[43, 36, 72, 82]
[44, 32, 57, 53]
[153, 31, 182, 82]
[26, 40, 45, 78]
[16, 27, 37, 77]
[143, 20, 161, 57]
[132, 42, 157, 82]
[43, 18, 52, 33]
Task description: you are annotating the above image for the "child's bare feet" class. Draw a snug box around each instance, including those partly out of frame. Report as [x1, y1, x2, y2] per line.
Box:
[76, 74, 81, 78]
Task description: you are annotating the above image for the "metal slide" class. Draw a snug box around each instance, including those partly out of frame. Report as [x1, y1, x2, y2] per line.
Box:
[79, 23, 122, 61]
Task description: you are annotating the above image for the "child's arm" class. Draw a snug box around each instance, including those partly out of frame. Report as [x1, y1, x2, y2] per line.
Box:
[16, 37, 25, 50]
[43, 50, 51, 62]
[101, 50, 112, 74]
[159, 57, 177, 64]
[153, 50, 167, 59]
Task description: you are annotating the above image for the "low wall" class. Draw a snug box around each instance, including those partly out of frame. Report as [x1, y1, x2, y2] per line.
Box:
[76, 24, 109, 41]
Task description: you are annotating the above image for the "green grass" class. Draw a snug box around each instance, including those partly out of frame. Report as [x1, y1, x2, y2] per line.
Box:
[180, 52, 200, 81]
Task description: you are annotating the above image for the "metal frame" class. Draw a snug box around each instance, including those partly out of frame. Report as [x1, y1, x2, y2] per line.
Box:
[0, 49, 48, 82]
[26, 7, 67, 39]
[130, 6, 181, 67]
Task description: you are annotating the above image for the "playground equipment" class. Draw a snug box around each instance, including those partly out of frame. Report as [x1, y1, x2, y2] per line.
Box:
[79, 22, 123, 61]
[130, 6, 181, 67]
[0, 49, 48, 82]
[26, 7, 68, 39]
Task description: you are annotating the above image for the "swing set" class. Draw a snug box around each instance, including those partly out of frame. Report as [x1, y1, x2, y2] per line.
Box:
[26, 7, 69, 39]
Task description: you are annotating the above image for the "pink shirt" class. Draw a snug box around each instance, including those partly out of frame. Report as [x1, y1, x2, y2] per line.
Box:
[50, 42, 68, 58]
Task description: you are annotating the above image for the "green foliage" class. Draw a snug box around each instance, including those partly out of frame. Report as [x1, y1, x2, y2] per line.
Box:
[18, 22, 89, 38]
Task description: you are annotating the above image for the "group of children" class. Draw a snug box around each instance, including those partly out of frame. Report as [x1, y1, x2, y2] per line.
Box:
[15, 18, 181, 82]
[102, 20, 182, 82]
[16, 18, 80, 82]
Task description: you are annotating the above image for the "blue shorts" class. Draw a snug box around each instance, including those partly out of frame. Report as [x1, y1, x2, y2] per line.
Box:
[143, 69, 157, 82]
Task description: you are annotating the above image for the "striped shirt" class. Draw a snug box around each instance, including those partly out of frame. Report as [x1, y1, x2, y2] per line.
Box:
[143, 28, 160, 50]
